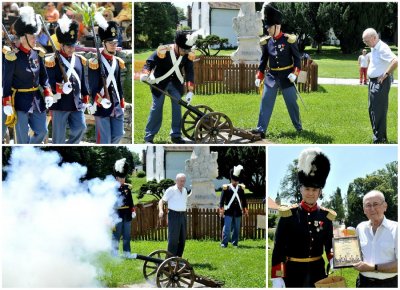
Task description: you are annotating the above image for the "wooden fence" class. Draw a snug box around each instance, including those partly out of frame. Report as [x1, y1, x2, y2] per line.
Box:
[131, 199, 266, 241]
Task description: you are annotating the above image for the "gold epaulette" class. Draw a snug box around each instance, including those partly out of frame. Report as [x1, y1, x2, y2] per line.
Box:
[2, 46, 17, 61]
[188, 51, 196, 61]
[33, 46, 47, 58]
[76, 54, 87, 66]
[88, 57, 99, 70]
[284, 33, 297, 44]
[239, 184, 246, 190]
[157, 44, 171, 59]
[222, 184, 228, 190]
[260, 35, 271, 46]
[278, 204, 298, 218]
[320, 206, 337, 221]
[115, 56, 126, 69]
[45, 54, 56, 68]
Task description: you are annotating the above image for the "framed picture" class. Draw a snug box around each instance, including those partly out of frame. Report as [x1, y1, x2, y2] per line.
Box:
[332, 236, 363, 268]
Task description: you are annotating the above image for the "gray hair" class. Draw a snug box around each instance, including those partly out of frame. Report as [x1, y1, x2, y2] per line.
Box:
[363, 28, 379, 39]
[176, 173, 186, 180]
[363, 190, 385, 204]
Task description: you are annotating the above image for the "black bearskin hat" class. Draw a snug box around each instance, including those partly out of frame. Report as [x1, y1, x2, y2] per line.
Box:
[95, 12, 119, 42]
[14, 6, 41, 37]
[298, 148, 330, 188]
[262, 3, 282, 29]
[230, 165, 244, 182]
[113, 158, 129, 178]
[175, 30, 198, 50]
[56, 14, 79, 45]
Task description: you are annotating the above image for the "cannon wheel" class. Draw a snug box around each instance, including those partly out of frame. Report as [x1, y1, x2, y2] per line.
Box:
[181, 105, 213, 141]
[156, 256, 195, 288]
[194, 112, 233, 144]
[143, 250, 173, 284]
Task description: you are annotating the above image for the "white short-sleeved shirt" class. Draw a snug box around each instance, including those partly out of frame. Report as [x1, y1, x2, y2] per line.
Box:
[356, 216, 398, 279]
[367, 40, 397, 78]
[162, 184, 188, 212]
[358, 54, 369, 68]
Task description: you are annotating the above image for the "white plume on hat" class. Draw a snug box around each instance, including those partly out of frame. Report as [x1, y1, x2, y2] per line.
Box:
[35, 14, 42, 35]
[20, 6, 36, 26]
[114, 158, 126, 173]
[58, 14, 72, 34]
[185, 30, 200, 47]
[298, 147, 321, 175]
[233, 165, 244, 176]
[95, 12, 109, 30]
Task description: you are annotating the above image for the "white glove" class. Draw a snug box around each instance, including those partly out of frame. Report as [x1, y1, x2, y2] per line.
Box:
[271, 278, 286, 288]
[140, 73, 156, 84]
[158, 211, 164, 218]
[131, 211, 136, 219]
[185, 91, 194, 105]
[53, 92, 62, 103]
[139, 73, 149, 82]
[45, 96, 54, 109]
[101, 98, 112, 109]
[288, 73, 297, 83]
[329, 259, 335, 273]
[3, 105, 13, 116]
[255, 78, 261, 87]
[87, 103, 97, 114]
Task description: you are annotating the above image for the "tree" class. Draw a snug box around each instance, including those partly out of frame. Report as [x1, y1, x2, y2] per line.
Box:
[210, 146, 266, 197]
[132, 151, 142, 166]
[279, 159, 302, 204]
[268, 214, 278, 228]
[322, 187, 345, 222]
[195, 35, 229, 56]
[138, 178, 175, 200]
[345, 161, 398, 227]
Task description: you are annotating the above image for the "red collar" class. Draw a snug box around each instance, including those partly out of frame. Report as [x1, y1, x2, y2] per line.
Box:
[60, 49, 72, 58]
[18, 44, 31, 54]
[273, 32, 283, 40]
[300, 200, 318, 212]
[102, 50, 114, 60]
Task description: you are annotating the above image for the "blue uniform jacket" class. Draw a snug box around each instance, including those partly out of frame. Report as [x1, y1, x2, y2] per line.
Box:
[143, 47, 194, 97]
[259, 33, 302, 89]
[2, 47, 50, 112]
[88, 55, 124, 117]
[219, 184, 247, 217]
[46, 54, 89, 111]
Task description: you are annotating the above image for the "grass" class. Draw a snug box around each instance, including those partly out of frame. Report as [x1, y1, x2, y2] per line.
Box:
[134, 81, 397, 144]
[96, 239, 266, 287]
[268, 238, 358, 288]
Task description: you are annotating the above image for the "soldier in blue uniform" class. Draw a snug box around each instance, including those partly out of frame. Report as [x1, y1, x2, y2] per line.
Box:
[252, 4, 303, 138]
[219, 165, 248, 248]
[112, 158, 135, 258]
[45, 14, 90, 144]
[271, 148, 336, 288]
[139, 30, 198, 144]
[88, 13, 126, 144]
[2, 6, 53, 144]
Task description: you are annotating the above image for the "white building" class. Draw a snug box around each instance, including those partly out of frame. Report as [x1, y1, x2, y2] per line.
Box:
[145, 146, 228, 190]
[191, 2, 241, 47]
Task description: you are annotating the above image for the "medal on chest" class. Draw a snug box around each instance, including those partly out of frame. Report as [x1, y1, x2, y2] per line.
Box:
[314, 220, 324, 232]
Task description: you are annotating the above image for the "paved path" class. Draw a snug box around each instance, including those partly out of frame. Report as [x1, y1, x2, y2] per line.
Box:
[319, 77, 398, 87]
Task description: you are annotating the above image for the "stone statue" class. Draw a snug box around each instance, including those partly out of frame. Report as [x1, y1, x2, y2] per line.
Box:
[231, 3, 263, 64]
[185, 147, 219, 208]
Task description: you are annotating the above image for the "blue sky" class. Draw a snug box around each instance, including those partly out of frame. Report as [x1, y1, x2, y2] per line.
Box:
[268, 145, 398, 203]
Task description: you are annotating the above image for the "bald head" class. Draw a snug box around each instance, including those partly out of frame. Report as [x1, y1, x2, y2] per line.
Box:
[363, 190, 385, 204]
[362, 28, 379, 48]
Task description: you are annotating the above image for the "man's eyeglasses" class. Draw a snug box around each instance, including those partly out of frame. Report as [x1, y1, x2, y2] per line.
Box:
[363, 201, 385, 209]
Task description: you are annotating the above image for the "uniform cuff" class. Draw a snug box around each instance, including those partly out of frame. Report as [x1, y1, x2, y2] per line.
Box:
[256, 71, 265, 80]
[82, 95, 90, 104]
[187, 81, 195, 91]
[95, 94, 103, 106]
[3, 96, 11, 106]
[120, 98, 125, 108]
[327, 252, 334, 261]
[271, 262, 286, 278]
[43, 87, 52, 97]
[293, 67, 301, 76]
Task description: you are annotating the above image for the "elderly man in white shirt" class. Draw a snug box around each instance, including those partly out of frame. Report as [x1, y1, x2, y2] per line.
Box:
[362, 28, 398, 144]
[158, 173, 188, 257]
[354, 190, 398, 287]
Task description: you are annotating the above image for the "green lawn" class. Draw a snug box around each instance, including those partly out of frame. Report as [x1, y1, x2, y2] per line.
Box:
[134, 81, 397, 144]
[97, 239, 266, 287]
[268, 239, 358, 288]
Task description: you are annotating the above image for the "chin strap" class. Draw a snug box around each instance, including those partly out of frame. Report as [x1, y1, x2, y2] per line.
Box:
[25, 34, 34, 50]
[103, 42, 116, 55]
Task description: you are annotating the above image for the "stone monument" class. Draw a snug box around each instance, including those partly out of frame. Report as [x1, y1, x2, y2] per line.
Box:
[231, 3, 263, 64]
[185, 147, 219, 209]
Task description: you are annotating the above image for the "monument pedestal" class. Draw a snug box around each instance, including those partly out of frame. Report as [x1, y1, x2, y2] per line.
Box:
[187, 180, 218, 209]
[231, 36, 262, 64]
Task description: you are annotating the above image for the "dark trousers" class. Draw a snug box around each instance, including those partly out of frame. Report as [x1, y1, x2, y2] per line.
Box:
[167, 210, 187, 257]
[356, 274, 398, 288]
[368, 77, 391, 143]
[284, 258, 326, 287]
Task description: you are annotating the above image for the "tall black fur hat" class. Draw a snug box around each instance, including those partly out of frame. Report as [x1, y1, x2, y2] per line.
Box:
[113, 158, 129, 178]
[230, 165, 244, 182]
[298, 148, 330, 188]
[14, 6, 41, 37]
[56, 14, 79, 45]
[95, 12, 119, 42]
[262, 3, 282, 29]
[175, 30, 198, 49]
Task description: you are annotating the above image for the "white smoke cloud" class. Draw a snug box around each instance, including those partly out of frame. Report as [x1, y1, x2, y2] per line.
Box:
[2, 147, 121, 287]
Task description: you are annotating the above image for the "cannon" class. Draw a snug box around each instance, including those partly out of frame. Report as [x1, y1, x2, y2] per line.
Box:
[128, 250, 224, 288]
[146, 82, 263, 144]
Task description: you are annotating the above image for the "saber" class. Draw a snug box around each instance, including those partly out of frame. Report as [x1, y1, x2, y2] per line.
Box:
[293, 84, 308, 111]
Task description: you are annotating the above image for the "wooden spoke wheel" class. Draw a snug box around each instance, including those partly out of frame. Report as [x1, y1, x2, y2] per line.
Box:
[143, 250, 173, 284]
[194, 112, 233, 144]
[156, 257, 195, 288]
[181, 105, 213, 141]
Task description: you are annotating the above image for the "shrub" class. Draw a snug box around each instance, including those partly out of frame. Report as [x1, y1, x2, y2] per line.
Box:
[136, 170, 146, 178]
